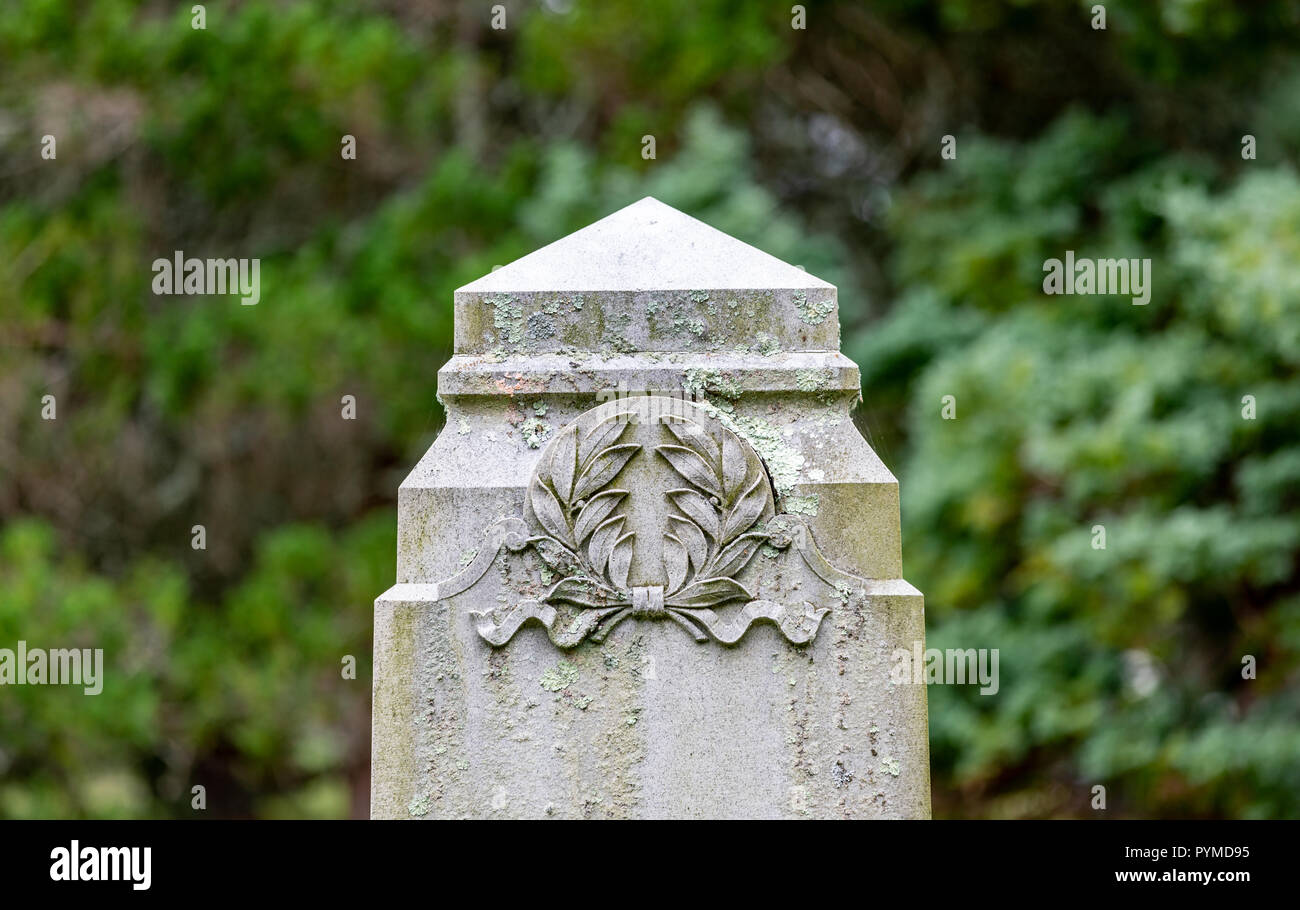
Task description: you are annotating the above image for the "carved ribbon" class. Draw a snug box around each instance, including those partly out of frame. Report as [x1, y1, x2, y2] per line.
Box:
[429, 517, 529, 602]
[470, 595, 829, 648]
[471, 601, 621, 648]
[676, 600, 829, 645]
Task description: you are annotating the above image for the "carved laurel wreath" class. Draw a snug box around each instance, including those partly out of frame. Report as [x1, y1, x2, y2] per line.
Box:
[434, 398, 866, 648]
[525, 411, 776, 642]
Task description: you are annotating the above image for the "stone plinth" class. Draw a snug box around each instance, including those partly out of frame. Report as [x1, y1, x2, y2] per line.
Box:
[372, 198, 929, 819]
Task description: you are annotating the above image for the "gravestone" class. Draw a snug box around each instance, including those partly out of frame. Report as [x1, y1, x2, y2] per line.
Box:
[372, 198, 929, 819]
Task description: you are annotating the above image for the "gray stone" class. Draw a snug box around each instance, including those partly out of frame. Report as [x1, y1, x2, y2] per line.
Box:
[373, 197, 929, 819]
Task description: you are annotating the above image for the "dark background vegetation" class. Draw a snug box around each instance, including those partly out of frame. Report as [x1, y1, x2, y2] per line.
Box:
[2, 0, 1298, 818]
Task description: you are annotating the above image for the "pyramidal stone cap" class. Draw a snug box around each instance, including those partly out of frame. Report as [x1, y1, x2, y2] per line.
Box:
[453, 197, 840, 355]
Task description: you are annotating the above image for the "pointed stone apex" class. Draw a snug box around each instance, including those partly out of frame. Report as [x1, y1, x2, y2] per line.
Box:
[457, 197, 834, 295]
[453, 198, 840, 355]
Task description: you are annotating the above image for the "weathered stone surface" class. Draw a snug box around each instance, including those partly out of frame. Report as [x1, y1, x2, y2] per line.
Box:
[373, 197, 929, 819]
[452, 197, 839, 354]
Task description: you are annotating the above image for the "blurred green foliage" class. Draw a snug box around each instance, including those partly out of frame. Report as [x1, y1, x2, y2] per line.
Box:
[854, 115, 1300, 818]
[1, 0, 1297, 817]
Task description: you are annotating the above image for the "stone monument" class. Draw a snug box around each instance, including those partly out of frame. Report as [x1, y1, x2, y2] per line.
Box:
[372, 198, 929, 818]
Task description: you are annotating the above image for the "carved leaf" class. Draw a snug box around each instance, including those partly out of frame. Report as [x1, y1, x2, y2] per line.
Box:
[664, 418, 719, 465]
[532, 536, 580, 575]
[529, 480, 573, 548]
[545, 576, 622, 608]
[579, 415, 631, 468]
[608, 532, 635, 591]
[588, 515, 624, 576]
[662, 533, 689, 595]
[573, 489, 627, 544]
[657, 445, 722, 498]
[548, 424, 579, 503]
[722, 472, 768, 543]
[573, 443, 641, 502]
[721, 432, 747, 500]
[666, 577, 752, 609]
[667, 489, 721, 541]
[711, 533, 765, 579]
[668, 515, 709, 576]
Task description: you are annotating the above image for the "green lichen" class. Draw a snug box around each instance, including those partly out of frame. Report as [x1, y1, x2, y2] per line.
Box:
[832, 762, 855, 788]
[525, 311, 557, 343]
[602, 311, 636, 353]
[685, 400, 806, 495]
[456, 416, 471, 435]
[605, 333, 636, 353]
[408, 795, 431, 817]
[756, 333, 782, 356]
[488, 294, 524, 349]
[880, 757, 901, 777]
[783, 493, 820, 516]
[688, 290, 710, 304]
[545, 294, 584, 314]
[793, 291, 835, 326]
[795, 368, 835, 392]
[458, 548, 478, 569]
[670, 314, 707, 337]
[540, 660, 579, 692]
[521, 416, 551, 449]
[682, 368, 743, 400]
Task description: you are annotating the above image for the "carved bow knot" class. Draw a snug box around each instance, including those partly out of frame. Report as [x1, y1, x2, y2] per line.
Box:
[631, 586, 667, 619]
